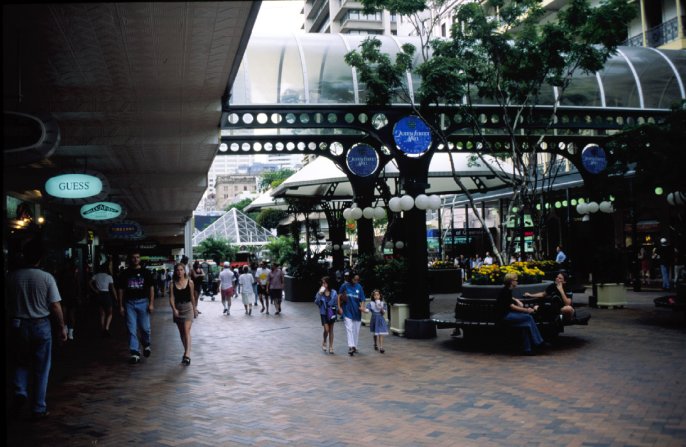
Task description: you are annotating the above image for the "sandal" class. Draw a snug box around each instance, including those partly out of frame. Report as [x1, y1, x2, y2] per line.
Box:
[322, 343, 327, 352]
[328, 348, 334, 355]
[182, 356, 191, 366]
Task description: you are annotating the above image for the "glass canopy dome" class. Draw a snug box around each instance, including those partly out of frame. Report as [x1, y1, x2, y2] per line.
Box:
[231, 34, 685, 110]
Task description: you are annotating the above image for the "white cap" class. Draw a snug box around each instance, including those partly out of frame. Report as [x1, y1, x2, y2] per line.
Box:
[224, 261, 230, 267]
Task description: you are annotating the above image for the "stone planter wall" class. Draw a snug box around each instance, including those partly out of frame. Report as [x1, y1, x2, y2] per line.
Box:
[461, 281, 552, 299]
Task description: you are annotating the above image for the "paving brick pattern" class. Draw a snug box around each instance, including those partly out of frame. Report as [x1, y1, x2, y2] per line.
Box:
[5, 290, 686, 446]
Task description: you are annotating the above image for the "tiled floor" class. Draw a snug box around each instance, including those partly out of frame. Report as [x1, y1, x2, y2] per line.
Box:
[5, 288, 686, 446]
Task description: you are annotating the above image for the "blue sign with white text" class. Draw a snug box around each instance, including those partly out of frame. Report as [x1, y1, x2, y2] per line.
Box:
[346, 144, 379, 177]
[581, 144, 607, 174]
[393, 116, 432, 155]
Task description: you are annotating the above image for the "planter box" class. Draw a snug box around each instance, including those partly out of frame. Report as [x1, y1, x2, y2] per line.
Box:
[390, 303, 410, 336]
[428, 269, 463, 294]
[362, 309, 389, 326]
[283, 275, 319, 302]
[461, 281, 552, 299]
[596, 283, 627, 308]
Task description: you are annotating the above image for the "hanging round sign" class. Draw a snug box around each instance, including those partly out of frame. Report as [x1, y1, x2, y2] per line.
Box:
[581, 144, 607, 174]
[392, 116, 432, 156]
[43, 170, 109, 204]
[346, 144, 379, 177]
[80, 201, 123, 221]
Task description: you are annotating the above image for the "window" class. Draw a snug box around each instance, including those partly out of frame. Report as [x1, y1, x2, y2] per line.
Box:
[441, 23, 446, 37]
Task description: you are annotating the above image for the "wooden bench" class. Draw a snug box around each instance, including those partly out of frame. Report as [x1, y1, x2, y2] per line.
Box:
[432, 296, 590, 339]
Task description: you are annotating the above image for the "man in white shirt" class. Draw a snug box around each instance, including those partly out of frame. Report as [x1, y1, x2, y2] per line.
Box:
[255, 261, 270, 314]
[483, 252, 494, 265]
[219, 262, 235, 315]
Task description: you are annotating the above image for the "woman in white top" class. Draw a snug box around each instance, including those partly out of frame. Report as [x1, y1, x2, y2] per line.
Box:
[89, 263, 116, 336]
[238, 266, 255, 315]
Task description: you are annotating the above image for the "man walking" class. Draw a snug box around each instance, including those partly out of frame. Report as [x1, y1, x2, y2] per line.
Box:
[7, 236, 67, 419]
[267, 263, 285, 315]
[118, 250, 155, 364]
[338, 273, 366, 356]
[255, 260, 270, 313]
[219, 261, 235, 315]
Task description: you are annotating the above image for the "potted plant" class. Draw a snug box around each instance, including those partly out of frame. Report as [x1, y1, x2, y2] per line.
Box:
[427, 260, 463, 293]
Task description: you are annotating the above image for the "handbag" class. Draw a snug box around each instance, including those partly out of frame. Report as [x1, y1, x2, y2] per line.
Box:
[327, 305, 337, 321]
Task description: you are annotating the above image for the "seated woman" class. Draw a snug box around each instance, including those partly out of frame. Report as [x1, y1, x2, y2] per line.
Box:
[524, 271, 574, 321]
[496, 273, 546, 355]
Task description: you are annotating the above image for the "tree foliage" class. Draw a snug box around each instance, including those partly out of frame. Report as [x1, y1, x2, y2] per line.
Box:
[263, 235, 297, 266]
[194, 237, 236, 265]
[258, 168, 295, 191]
[256, 208, 287, 230]
[347, 0, 637, 263]
[224, 197, 253, 213]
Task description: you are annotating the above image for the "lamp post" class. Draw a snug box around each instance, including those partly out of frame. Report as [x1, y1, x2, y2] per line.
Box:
[576, 198, 615, 304]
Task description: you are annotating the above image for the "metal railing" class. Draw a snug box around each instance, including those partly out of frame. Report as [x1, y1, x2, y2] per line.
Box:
[623, 16, 683, 48]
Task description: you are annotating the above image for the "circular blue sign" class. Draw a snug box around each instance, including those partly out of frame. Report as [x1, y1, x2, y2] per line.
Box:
[392, 116, 432, 155]
[346, 144, 379, 177]
[581, 144, 607, 174]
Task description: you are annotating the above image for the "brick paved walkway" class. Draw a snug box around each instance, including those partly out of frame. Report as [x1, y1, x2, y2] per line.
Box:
[5, 288, 686, 446]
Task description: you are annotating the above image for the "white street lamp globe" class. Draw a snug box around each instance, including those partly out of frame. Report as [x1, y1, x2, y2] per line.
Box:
[351, 207, 363, 220]
[388, 197, 402, 213]
[428, 195, 442, 210]
[587, 201, 599, 214]
[395, 241, 405, 249]
[342, 208, 352, 220]
[599, 201, 613, 213]
[667, 192, 675, 206]
[400, 195, 414, 211]
[414, 194, 429, 210]
[384, 241, 393, 249]
[373, 207, 386, 219]
[576, 203, 587, 215]
[333, 244, 340, 251]
[362, 207, 375, 219]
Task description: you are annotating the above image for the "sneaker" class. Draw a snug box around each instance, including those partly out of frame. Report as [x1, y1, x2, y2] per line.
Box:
[223, 309, 228, 315]
[143, 346, 152, 357]
[129, 354, 141, 364]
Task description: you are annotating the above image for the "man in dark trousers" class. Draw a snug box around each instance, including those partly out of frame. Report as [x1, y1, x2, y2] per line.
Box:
[7, 236, 67, 419]
[657, 238, 675, 290]
[117, 250, 155, 364]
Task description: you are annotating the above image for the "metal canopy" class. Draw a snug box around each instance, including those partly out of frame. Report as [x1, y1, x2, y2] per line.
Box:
[3, 2, 261, 244]
[271, 153, 519, 200]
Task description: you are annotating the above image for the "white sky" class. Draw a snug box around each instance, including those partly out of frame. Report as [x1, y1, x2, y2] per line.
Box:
[252, 1, 304, 34]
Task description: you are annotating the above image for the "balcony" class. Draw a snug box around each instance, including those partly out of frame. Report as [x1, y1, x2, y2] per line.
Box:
[624, 16, 684, 48]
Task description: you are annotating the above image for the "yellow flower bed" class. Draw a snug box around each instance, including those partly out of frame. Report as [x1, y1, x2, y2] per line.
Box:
[471, 261, 545, 285]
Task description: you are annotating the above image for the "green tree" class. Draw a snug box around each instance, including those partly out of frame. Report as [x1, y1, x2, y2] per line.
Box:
[259, 168, 295, 192]
[346, 0, 636, 264]
[256, 208, 288, 230]
[194, 237, 236, 265]
[224, 197, 253, 213]
[263, 235, 296, 266]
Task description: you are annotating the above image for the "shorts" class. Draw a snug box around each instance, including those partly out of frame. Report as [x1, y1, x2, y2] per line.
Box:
[96, 291, 113, 309]
[221, 287, 234, 300]
[269, 288, 283, 303]
[320, 314, 336, 325]
[257, 284, 268, 295]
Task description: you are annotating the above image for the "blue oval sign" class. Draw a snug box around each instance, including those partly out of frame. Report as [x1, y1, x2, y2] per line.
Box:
[581, 144, 607, 174]
[80, 201, 123, 221]
[393, 116, 432, 155]
[45, 173, 103, 199]
[346, 144, 379, 177]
